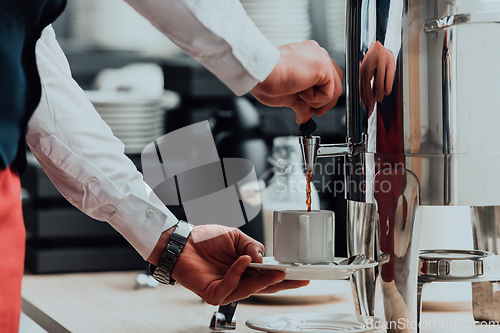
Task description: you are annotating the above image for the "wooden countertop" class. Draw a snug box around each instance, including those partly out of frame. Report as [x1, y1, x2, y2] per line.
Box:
[22, 272, 499, 332]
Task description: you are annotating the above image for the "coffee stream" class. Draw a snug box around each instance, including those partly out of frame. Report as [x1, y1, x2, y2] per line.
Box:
[306, 170, 313, 212]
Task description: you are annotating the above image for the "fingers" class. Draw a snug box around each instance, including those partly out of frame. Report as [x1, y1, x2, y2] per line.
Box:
[359, 41, 396, 108]
[256, 280, 310, 294]
[332, 59, 344, 83]
[221, 270, 286, 305]
[359, 69, 365, 109]
[385, 52, 396, 95]
[374, 48, 396, 102]
[331, 59, 343, 100]
[293, 91, 340, 123]
[298, 59, 343, 110]
[313, 97, 339, 117]
[298, 85, 332, 109]
[375, 66, 387, 103]
[209, 255, 252, 304]
[234, 229, 264, 264]
[290, 98, 314, 124]
[359, 52, 376, 110]
[243, 243, 264, 264]
[251, 40, 344, 121]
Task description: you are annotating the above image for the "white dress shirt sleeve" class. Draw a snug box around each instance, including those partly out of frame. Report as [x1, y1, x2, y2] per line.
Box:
[27, 26, 178, 259]
[123, 0, 280, 96]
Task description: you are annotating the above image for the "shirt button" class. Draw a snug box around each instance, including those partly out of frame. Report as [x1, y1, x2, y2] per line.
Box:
[89, 177, 99, 186]
[146, 209, 155, 218]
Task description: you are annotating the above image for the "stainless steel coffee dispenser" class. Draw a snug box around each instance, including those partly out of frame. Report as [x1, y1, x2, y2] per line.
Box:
[300, 1, 500, 331]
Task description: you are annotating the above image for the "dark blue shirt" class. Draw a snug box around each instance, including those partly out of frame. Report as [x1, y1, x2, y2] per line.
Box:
[0, 0, 66, 171]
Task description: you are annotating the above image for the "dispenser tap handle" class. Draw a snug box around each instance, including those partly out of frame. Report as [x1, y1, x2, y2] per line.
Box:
[299, 118, 317, 137]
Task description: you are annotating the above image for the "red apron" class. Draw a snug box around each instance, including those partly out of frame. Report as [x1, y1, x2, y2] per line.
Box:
[0, 168, 25, 333]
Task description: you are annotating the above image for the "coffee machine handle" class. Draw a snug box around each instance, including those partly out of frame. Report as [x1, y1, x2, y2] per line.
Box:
[298, 215, 310, 262]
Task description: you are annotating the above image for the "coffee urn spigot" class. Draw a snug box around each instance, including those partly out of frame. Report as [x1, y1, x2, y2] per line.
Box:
[299, 136, 359, 173]
[299, 136, 319, 172]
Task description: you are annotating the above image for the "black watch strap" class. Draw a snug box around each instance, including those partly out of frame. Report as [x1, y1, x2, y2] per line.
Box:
[149, 220, 193, 285]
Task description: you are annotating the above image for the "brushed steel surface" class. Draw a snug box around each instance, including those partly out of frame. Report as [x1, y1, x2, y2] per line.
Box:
[300, 1, 500, 332]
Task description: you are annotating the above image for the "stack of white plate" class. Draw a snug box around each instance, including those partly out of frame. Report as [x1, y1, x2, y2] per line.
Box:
[71, 0, 181, 56]
[241, 0, 311, 47]
[85, 91, 179, 154]
[325, 0, 347, 61]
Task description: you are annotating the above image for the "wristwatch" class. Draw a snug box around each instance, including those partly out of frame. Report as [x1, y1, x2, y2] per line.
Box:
[149, 220, 194, 285]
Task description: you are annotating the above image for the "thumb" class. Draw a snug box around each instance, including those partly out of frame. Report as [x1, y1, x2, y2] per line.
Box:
[211, 255, 252, 304]
[236, 230, 264, 263]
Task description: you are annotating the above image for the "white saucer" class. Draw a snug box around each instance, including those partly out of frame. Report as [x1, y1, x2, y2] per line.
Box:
[248, 257, 377, 280]
[246, 313, 381, 333]
[250, 280, 351, 304]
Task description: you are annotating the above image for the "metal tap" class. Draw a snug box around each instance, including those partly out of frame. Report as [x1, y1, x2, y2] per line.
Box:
[299, 136, 364, 172]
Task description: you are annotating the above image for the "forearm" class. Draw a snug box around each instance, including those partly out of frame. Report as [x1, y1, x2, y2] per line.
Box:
[28, 26, 177, 259]
[123, 0, 280, 95]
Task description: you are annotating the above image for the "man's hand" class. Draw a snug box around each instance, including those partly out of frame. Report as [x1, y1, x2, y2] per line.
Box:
[359, 41, 395, 116]
[152, 225, 309, 306]
[251, 40, 343, 124]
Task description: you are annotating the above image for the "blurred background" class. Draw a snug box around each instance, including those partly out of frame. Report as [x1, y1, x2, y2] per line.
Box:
[22, 0, 350, 274]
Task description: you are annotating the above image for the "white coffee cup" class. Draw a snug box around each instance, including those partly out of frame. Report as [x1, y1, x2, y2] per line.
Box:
[273, 210, 335, 264]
